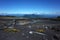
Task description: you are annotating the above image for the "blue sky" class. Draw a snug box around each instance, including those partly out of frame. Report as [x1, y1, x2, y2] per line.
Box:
[0, 0, 60, 15]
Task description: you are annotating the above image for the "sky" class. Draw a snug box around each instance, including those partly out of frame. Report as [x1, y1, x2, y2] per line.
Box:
[0, 0, 60, 15]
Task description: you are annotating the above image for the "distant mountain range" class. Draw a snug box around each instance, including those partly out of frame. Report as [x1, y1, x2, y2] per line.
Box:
[0, 13, 59, 18]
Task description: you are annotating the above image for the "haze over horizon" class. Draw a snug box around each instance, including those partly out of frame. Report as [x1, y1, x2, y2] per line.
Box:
[0, 0, 60, 16]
